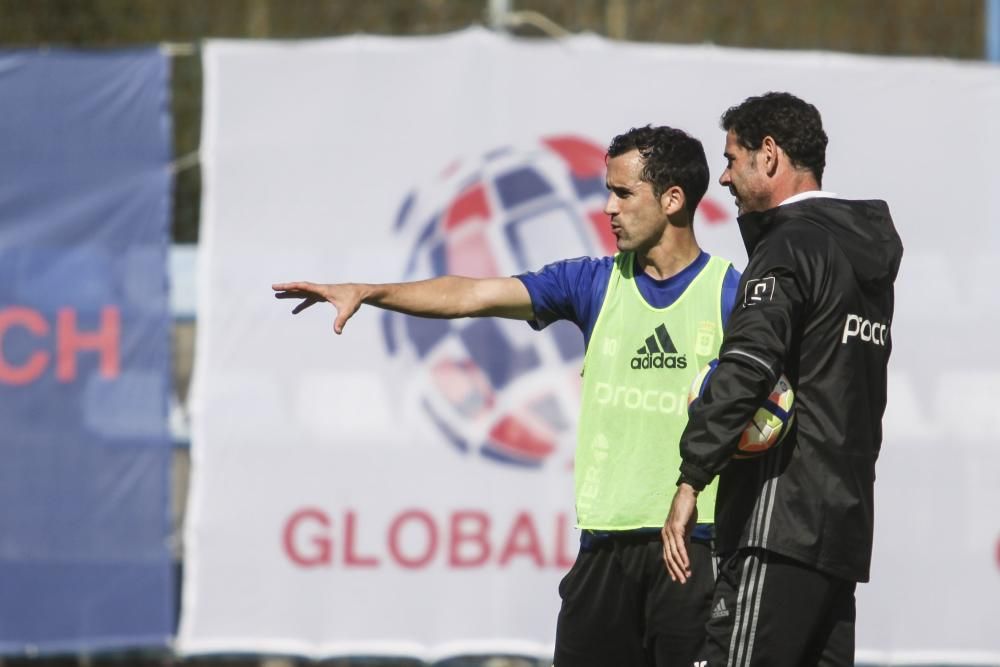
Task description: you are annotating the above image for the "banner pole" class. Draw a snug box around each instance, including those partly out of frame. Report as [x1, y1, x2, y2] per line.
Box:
[988, 0, 1000, 62]
[488, 0, 512, 31]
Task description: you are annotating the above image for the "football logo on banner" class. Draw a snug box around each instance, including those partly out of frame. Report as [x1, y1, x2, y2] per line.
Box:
[382, 136, 614, 469]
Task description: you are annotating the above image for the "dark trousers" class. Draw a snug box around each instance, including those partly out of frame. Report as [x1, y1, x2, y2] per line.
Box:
[554, 532, 715, 667]
[696, 548, 856, 667]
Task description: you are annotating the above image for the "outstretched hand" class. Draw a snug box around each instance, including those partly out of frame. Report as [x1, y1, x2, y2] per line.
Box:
[272, 281, 366, 334]
[662, 483, 699, 583]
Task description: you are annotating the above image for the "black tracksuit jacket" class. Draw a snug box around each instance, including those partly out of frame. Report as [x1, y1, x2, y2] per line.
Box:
[678, 196, 903, 583]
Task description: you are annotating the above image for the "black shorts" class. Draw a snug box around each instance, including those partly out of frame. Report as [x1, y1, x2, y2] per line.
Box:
[553, 531, 716, 667]
[695, 548, 856, 667]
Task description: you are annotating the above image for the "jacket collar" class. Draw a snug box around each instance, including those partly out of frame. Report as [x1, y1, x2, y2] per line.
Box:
[736, 191, 838, 255]
[736, 207, 780, 256]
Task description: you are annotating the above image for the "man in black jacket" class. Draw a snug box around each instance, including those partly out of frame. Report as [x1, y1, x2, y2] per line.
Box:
[661, 92, 903, 666]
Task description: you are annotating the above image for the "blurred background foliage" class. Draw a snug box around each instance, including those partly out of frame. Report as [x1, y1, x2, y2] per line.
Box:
[0, 0, 987, 243]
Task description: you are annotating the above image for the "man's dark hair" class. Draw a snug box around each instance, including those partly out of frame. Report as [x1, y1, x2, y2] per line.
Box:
[607, 125, 709, 218]
[720, 91, 828, 185]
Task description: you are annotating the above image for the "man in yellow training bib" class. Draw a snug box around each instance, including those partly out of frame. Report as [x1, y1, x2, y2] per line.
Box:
[274, 126, 740, 666]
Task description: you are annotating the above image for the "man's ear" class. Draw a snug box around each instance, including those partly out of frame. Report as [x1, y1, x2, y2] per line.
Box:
[660, 185, 686, 216]
[761, 135, 780, 177]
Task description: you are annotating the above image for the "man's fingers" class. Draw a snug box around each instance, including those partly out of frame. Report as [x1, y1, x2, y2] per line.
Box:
[272, 284, 325, 315]
[663, 534, 686, 583]
[274, 289, 316, 300]
[674, 526, 691, 571]
[668, 532, 691, 584]
[272, 282, 362, 332]
[662, 538, 678, 582]
[291, 297, 320, 314]
[272, 281, 314, 292]
[661, 521, 692, 584]
[273, 282, 325, 307]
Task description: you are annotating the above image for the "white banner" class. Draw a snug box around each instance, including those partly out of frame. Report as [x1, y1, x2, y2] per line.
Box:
[180, 28, 1000, 663]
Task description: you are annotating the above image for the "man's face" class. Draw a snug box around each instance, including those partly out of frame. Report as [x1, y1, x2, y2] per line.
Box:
[719, 129, 769, 215]
[604, 149, 668, 253]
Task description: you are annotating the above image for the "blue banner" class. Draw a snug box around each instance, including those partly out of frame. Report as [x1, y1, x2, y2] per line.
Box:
[0, 49, 174, 653]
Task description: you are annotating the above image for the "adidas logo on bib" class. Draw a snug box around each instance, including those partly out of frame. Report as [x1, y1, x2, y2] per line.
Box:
[630, 323, 687, 370]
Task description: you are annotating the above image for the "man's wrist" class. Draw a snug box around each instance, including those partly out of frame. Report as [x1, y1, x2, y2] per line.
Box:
[361, 283, 383, 305]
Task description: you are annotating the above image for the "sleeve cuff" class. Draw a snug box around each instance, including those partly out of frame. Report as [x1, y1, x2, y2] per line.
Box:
[678, 462, 714, 492]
